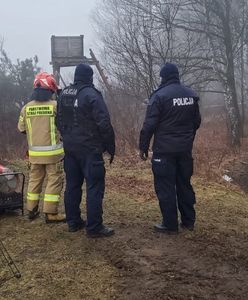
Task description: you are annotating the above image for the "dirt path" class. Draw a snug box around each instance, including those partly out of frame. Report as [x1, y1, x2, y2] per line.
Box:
[0, 159, 248, 299]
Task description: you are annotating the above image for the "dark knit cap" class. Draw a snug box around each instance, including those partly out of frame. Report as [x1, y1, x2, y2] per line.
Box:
[74, 63, 94, 83]
[30, 87, 53, 102]
[160, 63, 179, 82]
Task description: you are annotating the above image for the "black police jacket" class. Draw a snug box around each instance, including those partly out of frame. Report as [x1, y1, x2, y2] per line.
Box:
[56, 82, 115, 155]
[139, 78, 201, 154]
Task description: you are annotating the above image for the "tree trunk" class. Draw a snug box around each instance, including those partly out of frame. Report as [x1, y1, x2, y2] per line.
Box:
[224, 86, 241, 146]
[222, 1, 241, 146]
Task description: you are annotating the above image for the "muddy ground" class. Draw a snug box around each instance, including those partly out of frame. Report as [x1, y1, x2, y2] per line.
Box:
[0, 158, 248, 299]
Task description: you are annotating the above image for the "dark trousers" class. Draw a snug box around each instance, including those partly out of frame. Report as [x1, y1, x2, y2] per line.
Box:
[64, 151, 105, 233]
[152, 151, 196, 231]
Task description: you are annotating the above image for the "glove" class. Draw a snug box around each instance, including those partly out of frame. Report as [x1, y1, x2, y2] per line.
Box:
[109, 154, 114, 165]
[139, 150, 148, 161]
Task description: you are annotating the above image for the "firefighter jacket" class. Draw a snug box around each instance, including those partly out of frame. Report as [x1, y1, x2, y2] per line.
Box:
[56, 82, 115, 155]
[18, 99, 64, 164]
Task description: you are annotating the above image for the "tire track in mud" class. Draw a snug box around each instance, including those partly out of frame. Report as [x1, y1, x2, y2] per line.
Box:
[97, 224, 248, 300]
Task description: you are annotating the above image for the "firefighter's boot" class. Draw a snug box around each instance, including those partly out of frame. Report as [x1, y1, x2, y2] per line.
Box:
[45, 213, 66, 224]
[28, 205, 40, 221]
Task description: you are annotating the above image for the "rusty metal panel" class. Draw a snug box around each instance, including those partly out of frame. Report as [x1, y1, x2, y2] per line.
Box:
[51, 35, 84, 59]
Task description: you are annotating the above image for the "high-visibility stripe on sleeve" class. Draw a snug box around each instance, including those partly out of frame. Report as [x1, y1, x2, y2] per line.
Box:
[27, 192, 40, 201]
[50, 117, 56, 145]
[43, 194, 60, 202]
[26, 118, 33, 146]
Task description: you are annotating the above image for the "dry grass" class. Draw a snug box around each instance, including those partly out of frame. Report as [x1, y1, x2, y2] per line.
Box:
[0, 158, 248, 299]
[192, 117, 248, 185]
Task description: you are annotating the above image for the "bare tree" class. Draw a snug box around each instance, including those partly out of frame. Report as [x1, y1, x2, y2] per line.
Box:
[94, 0, 248, 148]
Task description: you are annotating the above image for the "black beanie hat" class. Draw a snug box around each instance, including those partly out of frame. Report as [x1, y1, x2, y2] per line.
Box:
[74, 63, 94, 83]
[160, 63, 179, 82]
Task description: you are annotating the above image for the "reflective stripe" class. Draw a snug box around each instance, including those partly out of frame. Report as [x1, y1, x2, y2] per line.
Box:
[29, 147, 64, 157]
[26, 118, 33, 146]
[19, 116, 24, 122]
[50, 117, 56, 145]
[44, 194, 60, 202]
[29, 143, 63, 151]
[26, 105, 54, 117]
[27, 192, 40, 201]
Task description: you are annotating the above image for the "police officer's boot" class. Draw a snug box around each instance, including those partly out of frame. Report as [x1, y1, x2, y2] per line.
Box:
[45, 213, 66, 224]
[180, 223, 194, 231]
[87, 226, 115, 238]
[68, 221, 86, 232]
[28, 205, 40, 221]
[154, 223, 178, 235]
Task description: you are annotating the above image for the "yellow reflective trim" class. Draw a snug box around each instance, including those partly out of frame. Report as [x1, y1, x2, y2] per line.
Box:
[26, 105, 54, 117]
[50, 117, 56, 145]
[44, 194, 60, 202]
[27, 192, 40, 201]
[26, 118, 32, 146]
[29, 147, 64, 157]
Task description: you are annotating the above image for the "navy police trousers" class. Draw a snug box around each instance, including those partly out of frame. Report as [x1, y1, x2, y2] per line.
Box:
[64, 151, 105, 233]
[152, 151, 196, 231]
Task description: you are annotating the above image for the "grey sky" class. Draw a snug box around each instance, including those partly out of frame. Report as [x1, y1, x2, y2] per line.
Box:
[0, 0, 98, 72]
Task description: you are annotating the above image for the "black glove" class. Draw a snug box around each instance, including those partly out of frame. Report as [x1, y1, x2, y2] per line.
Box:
[106, 143, 115, 165]
[109, 154, 114, 165]
[139, 150, 148, 161]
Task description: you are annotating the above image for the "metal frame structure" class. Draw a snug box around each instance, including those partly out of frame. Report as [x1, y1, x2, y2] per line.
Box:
[0, 172, 25, 215]
[0, 241, 21, 286]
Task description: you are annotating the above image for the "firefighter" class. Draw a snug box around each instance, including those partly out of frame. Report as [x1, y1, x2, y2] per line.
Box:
[18, 72, 65, 223]
[56, 63, 115, 237]
[139, 63, 201, 234]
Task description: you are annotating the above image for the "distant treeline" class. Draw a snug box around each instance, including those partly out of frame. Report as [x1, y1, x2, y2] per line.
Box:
[0, 41, 40, 159]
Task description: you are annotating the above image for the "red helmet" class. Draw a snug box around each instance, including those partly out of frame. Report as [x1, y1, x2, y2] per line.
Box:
[33, 72, 58, 92]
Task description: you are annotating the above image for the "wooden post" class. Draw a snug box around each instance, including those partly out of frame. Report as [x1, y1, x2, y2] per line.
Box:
[89, 49, 113, 96]
[52, 63, 60, 85]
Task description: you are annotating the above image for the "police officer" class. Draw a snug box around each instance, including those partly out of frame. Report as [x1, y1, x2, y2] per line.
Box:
[56, 64, 115, 237]
[139, 63, 201, 234]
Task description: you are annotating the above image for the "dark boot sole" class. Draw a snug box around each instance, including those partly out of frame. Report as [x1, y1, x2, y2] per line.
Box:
[45, 219, 66, 224]
[28, 211, 40, 221]
[180, 226, 194, 231]
[68, 224, 85, 232]
[86, 231, 115, 238]
[154, 227, 179, 235]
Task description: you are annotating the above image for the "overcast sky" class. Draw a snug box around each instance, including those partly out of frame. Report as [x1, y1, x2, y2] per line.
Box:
[0, 0, 98, 73]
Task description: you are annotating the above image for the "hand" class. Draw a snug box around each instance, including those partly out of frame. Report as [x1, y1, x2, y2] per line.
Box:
[139, 150, 148, 161]
[109, 154, 114, 165]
